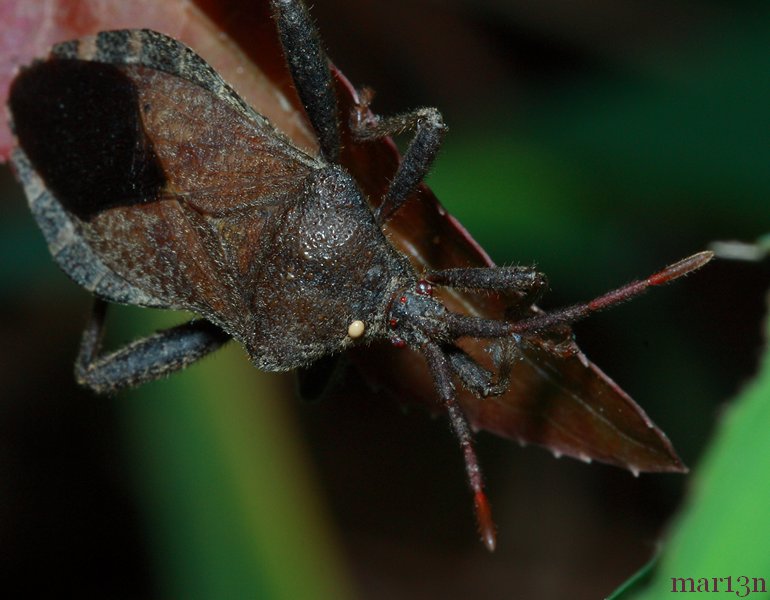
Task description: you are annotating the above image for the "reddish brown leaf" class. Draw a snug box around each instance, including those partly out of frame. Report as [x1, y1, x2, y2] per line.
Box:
[1, 0, 684, 473]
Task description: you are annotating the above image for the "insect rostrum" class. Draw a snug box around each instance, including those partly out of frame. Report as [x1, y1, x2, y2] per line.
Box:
[7, 0, 712, 551]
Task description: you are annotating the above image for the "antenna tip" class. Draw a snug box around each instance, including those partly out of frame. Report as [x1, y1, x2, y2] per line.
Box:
[474, 490, 497, 552]
[649, 250, 714, 286]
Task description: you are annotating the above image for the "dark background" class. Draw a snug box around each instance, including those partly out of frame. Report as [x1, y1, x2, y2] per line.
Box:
[1, 0, 768, 598]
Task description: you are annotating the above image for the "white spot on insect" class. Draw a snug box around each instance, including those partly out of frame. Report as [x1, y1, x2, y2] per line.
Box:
[347, 320, 365, 339]
[552, 450, 562, 459]
[578, 453, 592, 464]
[276, 90, 292, 113]
[630, 467, 640, 478]
[24, 166, 45, 201]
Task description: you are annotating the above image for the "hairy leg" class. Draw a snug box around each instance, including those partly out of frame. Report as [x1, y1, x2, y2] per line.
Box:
[422, 340, 497, 551]
[351, 88, 447, 224]
[444, 343, 513, 398]
[75, 299, 231, 394]
[428, 266, 547, 305]
[270, 0, 341, 161]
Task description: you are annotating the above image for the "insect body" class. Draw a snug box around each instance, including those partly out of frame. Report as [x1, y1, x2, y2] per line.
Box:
[7, 0, 712, 550]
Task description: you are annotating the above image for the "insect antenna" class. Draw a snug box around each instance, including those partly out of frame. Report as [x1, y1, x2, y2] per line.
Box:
[422, 341, 497, 552]
[442, 251, 714, 340]
[509, 250, 714, 334]
[417, 250, 711, 551]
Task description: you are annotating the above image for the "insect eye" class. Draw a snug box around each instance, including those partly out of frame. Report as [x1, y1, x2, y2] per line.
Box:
[416, 279, 433, 296]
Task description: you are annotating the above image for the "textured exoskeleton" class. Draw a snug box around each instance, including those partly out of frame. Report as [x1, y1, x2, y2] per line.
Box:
[8, 0, 712, 550]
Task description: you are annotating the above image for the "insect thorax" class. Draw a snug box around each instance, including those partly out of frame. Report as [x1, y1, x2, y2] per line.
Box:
[244, 166, 411, 370]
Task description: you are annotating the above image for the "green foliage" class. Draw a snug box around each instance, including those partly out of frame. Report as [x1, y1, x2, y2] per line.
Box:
[113, 309, 354, 600]
[610, 297, 770, 599]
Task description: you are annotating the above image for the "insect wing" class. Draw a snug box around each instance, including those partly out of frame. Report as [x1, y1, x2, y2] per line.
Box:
[9, 30, 319, 333]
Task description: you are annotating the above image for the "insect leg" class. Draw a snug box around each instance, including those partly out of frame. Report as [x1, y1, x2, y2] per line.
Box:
[75, 299, 231, 394]
[444, 344, 512, 398]
[270, 0, 341, 161]
[351, 89, 447, 225]
[421, 341, 497, 551]
[427, 266, 548, 304]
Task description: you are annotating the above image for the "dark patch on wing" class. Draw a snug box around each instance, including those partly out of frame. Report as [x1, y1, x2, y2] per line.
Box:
[9, 59, 166, 221]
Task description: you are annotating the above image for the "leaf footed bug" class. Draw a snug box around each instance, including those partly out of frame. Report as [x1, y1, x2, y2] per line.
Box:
[6, 0, 713, 551]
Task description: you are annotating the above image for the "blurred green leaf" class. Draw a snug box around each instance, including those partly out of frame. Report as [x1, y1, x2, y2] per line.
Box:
[113, 308, 354, 600]
[610, 290, 770, 599]
[606, 556, 658, 600]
